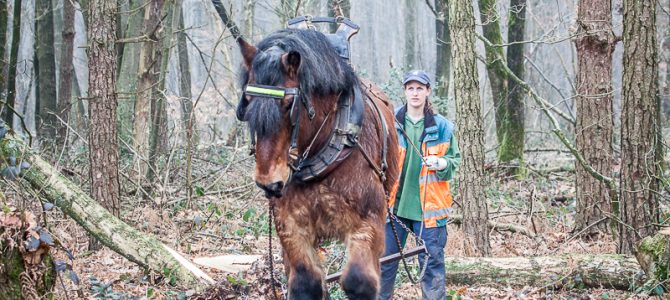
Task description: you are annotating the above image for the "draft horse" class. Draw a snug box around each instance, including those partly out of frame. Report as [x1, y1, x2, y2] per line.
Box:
[236, 28, 400, 299]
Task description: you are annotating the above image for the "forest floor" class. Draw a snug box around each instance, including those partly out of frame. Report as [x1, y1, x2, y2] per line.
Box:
[4, 141, 670, 300]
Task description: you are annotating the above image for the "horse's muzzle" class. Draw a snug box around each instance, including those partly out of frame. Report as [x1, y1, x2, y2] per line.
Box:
[256, 181, 284, 198]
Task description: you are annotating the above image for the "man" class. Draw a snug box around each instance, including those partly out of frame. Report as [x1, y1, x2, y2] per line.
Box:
[380, 70, 461, 300]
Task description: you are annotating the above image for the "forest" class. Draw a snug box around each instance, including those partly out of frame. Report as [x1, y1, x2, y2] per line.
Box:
[0, 0, 669, 299]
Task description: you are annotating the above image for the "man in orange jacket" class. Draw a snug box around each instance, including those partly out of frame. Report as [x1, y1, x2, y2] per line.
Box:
[380, 70, 461, 300]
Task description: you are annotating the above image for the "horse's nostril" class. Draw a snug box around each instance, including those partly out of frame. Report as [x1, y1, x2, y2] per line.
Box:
[256, 181, 284, 198]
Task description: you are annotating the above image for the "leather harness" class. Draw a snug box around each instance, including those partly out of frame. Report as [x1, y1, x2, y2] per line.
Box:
[238, 82, 389, 185]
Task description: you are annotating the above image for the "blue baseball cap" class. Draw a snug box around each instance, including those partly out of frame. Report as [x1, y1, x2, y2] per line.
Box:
[403, 70, 431, 86]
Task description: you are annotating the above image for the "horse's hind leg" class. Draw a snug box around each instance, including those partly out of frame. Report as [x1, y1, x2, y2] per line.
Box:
[340, 221, 385, 300]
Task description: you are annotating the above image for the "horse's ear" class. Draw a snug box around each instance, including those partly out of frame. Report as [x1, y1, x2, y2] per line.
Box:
[237, 37, 257, 69]
[281, 51, 301, 77]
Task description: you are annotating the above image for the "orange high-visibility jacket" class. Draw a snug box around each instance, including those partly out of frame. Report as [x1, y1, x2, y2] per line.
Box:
[388, 106, 459, 228]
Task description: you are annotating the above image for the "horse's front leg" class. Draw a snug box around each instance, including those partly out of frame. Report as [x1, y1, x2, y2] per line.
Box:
[276, 214, 326, 299]
[340, 219, 385, 300]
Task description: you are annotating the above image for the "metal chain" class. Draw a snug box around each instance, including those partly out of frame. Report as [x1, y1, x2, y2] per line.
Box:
[267, 200, 280, 300]
[387, 211, 430, 284]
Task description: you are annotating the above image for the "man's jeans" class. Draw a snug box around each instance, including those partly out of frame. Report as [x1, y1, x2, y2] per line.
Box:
[379, 216, 448, 300]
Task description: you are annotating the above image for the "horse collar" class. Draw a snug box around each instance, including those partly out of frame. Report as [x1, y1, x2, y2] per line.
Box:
[290, 84, 365, 182]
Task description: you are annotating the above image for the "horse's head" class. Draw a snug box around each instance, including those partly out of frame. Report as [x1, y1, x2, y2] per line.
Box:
[236, 29, 358, 198]
[236, 37, 305, 198]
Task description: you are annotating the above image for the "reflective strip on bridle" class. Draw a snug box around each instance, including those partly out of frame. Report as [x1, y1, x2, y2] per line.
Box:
[244, 84, 299, 99]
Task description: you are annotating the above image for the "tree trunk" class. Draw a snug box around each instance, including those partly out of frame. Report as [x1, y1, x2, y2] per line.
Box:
[116, 0, 144, 146]
[88, 0, 121, 217]
[573, 0, 615, 236]
[132, 0, 165, 181]
[3, 0, 21, 127]
[0, 134, 214, 289]
[449, 0, 491, 256]
[35, 0, 58, 141]
[445, 254, 644, 290]
[478, 0, 509, 163]
[148, 0, 173, 182]
[55, 0, 77, 152]
[0, 209, 56, 299]
[619, 0, 660, 254]
[0, 0, 7, 97]
[176, 1, 192, 136]
[501, 0, 526, 168]
[403, 0, 417, 68]
[435, 0, 451, 102]
[636, 229, 670, 285]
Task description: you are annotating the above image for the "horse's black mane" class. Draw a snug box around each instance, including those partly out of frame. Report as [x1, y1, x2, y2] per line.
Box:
[241, 28, 358, 137]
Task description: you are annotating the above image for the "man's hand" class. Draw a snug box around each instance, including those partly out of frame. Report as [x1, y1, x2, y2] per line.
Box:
[424, 156, 448, 171]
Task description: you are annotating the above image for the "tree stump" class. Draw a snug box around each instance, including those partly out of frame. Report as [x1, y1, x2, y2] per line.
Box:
[636, 228, 670, 286]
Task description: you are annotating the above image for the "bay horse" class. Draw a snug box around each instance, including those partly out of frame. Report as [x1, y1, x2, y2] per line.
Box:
[235, 28, 400, 299]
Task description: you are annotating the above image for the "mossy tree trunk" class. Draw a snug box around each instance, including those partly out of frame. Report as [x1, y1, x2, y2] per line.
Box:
[573, 0, 615, 236]
[450, 0, 491, 256]
[435, 0, 451, 102]
[404, 0, 417, 68]
[619, 0, 660, 255]
[501, 0, 526, 170]
[478, 0, 508, 157]
[479, 0, 527, 172]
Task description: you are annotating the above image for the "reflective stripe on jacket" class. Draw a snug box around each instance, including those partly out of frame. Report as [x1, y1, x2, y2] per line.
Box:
[388, 106, 455, 228]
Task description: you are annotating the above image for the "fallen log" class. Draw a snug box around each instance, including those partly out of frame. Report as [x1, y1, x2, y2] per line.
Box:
[1, 132, 213, 290]
[445, 254, 644, 290]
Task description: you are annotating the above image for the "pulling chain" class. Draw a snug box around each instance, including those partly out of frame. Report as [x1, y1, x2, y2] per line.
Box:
[267, 200, 280, 300]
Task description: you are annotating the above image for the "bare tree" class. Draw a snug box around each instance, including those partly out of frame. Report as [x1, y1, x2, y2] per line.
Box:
[450, 0, 491, 256]
[56, 0, 77, 151]
[618, 0, 660, 254]
[573, 0, 616, 235]
[132, 0, 165, 180]
[3, 0, 20, 126]
[148, 0, 175, 182]
[35, 0, 58, 141]
[88, 0, 121, 217]
[435, 0, 451, 101]
[0, 0, 7, 97]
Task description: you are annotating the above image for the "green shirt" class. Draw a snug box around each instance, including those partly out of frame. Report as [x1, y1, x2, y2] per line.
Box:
[395, 117, 425, 221]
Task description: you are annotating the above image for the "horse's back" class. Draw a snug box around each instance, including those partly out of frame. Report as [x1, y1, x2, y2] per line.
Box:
[360, 78, 392, 108]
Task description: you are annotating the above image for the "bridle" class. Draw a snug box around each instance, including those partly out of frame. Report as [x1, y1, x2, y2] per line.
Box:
[237, 83, 317, 173]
